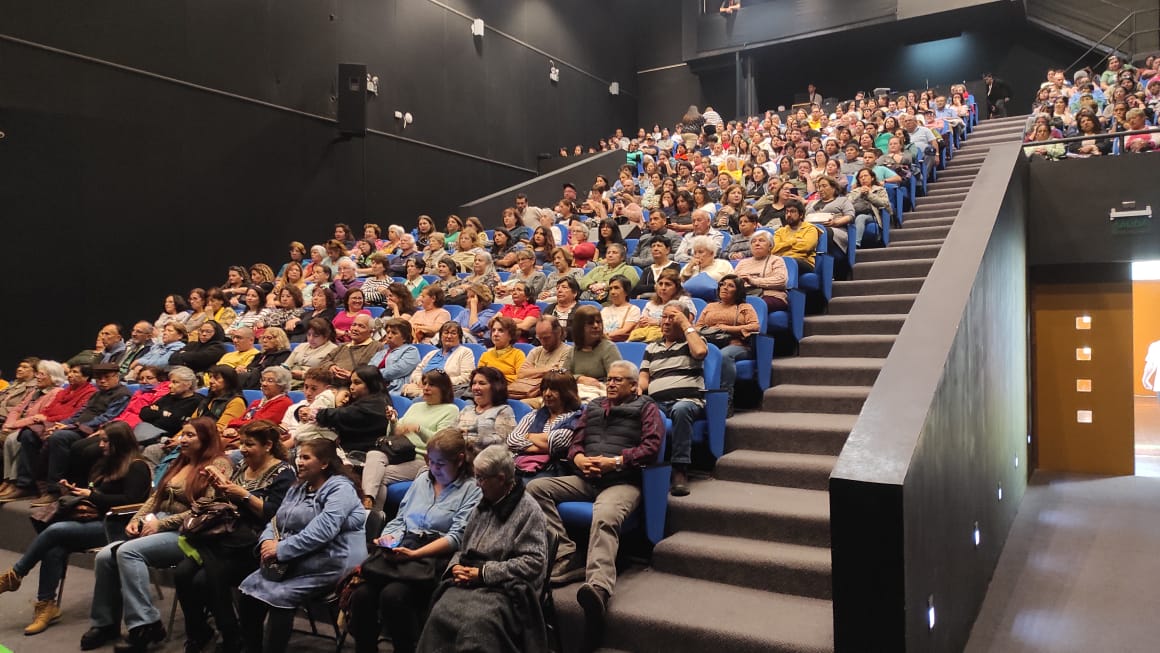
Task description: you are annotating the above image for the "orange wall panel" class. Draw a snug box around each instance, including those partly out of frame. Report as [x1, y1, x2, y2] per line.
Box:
[1132, 280, 1160, 396]
[1032, 282, 1134, 475]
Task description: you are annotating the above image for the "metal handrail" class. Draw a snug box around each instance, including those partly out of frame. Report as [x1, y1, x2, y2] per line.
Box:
[1063, 7, 1160, 72]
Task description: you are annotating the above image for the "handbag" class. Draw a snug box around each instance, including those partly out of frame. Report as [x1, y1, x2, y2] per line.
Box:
[179, 498, 241, 541]
[376, 435, 416, 465]
[698, 327, 734, 348]
[259, 516, 291, 582]
[507, 378, 541, 399]
[357, 532, 448, 585]
[30, 494, 100, 525]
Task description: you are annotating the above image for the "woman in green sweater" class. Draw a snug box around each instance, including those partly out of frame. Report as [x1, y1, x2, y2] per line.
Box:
[567, 305, 621, 402]
[371, 370, 460, 504]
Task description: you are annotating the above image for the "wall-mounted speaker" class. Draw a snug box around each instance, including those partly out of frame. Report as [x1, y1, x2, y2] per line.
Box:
[337, 63, 367, 136]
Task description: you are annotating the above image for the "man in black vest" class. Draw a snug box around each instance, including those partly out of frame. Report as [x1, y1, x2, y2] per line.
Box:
[527, 360, 665, 651]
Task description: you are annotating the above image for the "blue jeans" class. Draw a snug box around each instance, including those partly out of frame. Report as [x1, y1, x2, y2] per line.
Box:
[14, 519, 109, 601]
[91, 526, 184, 630]
[718, 344, 752, 392]
[656, 399, 704, 466]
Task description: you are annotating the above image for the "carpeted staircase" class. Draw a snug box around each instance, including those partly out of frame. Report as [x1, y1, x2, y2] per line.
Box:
[591, 115, 1030, 653]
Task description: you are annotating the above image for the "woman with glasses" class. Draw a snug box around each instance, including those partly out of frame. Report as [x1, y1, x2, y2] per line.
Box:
[402, 322, 475, 398]
[348, 429, 482, 653]
[417, 445, 548, 652]
[507, 370, 582, 481]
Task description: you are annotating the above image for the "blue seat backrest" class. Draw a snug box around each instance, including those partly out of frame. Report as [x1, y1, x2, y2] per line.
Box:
[683, 273, 718, 303]
[462, 343, 486, 364]
[389, 392, 414, 415]
[782, 257, 799, 289]
[507, 400, 533, 423]
[745, 296, 768, 333]
[615, 341, 648, 368]
[691, 297, 707, 319]
[288, 391, 306, 403]
[443, 305, 465, 321]
[367, 306, 386, 318]
[578, 300, 603, 310]
[513, 343, 534, 355]
[243, 389, 263, 405]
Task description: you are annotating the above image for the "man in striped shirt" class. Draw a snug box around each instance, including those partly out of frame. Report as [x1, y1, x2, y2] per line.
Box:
[640, 302, 706, 497]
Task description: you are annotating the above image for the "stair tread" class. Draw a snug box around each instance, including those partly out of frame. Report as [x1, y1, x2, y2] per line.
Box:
[853, 257, 935, 268]
[877, 238, 943, 247]
[657, 531, 833, 570]
[805, 313, 907, 323]
[670, 478, 831, 520]
[718, 449, 839, 474]
[829, 292, 918, 303]
[765, 384, 872, 400]
[727, 410, 858, 432]
[771, 357, 884, 371]
[605, 570, 834, 653]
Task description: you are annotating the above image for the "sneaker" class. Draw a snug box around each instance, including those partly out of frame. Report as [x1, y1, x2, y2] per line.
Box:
[576, 583, 610, 652]
[81, 625, 120, 651]
[29, 493, 58, 507]
[0, 568, 22, 593]
[24, 599, 61, 635]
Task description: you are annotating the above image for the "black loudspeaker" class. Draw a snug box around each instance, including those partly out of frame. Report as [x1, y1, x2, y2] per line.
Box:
[337, 63, 367, 136]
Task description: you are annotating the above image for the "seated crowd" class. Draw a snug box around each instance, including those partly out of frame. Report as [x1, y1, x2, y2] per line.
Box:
[1022, 57, 1160, 159]
[0, 82, 982, 652]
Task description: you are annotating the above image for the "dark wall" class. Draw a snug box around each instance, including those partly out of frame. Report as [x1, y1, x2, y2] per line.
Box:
[1, 0, 638, 168]
[0, 0, 641, 372]
[753, 10, 1087, 114]
[458, 151, 628, 226]
[1027, 154, 1160, 266]
[831, 143, 1029, 651]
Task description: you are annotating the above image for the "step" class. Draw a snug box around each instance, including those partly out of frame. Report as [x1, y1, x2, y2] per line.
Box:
[602, 570, 834, 653]
[902, 215, 955, 228]
[833, 277, 925, 297]
[762, 383, 872, 414]
[668, 478, 832, 546]
[856, 244, 940, 262]
[923, 189, 969, 201]
[726, 411, 857, 455]
[715, 449, 838, 491]
[771, 357, 884, 386]
[914, 198, 965, 211]
[881, 237, 943, 247]
[797, 334, 897, 359]
[652, 531, 833, 599]
[828, 292, 917, 315]
[929, 177, 975, 189]
[905, 206, 960, 220]
[891, 225, 950, 242]
[850, 258, 934, 280]
[937, 166, 983, 180]
[804, 313, 907, 337]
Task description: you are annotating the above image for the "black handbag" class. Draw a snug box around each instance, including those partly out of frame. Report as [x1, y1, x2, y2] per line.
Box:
[376, 434, 417, 465]
[179, 498, 241, 541]
[358, 532, 447, 585]
[259, 516, 291, 581]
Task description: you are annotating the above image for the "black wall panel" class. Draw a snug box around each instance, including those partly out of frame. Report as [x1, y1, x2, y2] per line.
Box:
[1027, 154, 1160, 266]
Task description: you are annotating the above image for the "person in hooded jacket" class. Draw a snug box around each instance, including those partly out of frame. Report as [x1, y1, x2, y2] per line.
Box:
[168, 321, 229, 376]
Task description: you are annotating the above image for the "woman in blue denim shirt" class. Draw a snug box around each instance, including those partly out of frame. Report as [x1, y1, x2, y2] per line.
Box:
[347, 428, 482, 653]
[237, 439, 366, 653]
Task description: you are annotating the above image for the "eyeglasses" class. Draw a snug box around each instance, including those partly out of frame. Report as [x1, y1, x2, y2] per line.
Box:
[607, 376, 631, 384]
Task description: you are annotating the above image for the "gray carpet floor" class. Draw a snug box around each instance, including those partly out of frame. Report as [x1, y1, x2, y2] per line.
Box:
[0, 548, 357, 653]
[964, 471, 1160, 653]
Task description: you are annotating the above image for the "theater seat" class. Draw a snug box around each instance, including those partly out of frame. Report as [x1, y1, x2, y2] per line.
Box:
[734, 296, 774, 391]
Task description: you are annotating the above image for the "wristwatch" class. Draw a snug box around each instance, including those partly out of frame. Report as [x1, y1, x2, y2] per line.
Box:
[685, 326, 696, 335]
[614, 456, 624, 472]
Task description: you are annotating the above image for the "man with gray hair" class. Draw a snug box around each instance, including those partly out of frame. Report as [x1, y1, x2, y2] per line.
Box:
[527, 359, 665, 650]
[674, 209, 724, 263]
[641, 302, 706, 497]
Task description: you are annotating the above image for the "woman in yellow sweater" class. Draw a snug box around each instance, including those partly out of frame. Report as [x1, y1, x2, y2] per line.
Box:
[477, 316, 525, 383]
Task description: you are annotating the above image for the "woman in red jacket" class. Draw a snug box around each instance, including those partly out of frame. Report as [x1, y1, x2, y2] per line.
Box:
[223, 367, 293, 450]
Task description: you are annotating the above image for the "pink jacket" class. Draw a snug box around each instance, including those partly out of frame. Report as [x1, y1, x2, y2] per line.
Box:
[3, 386, 62, 432]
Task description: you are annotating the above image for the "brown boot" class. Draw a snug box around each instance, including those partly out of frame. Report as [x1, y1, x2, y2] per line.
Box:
[0, 567, 23, 593]
[24, 599, 61, 635]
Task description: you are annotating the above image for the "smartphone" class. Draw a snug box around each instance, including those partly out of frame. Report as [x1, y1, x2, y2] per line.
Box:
[379, 537, 401, 549]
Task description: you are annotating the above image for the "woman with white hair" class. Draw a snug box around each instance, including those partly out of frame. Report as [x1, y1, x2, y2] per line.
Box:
[0, 361, 67, 499]
[445, 252, 502, 307]
[679, 235, 734, 282]
[417, 445, 548, 652]
[733, 231, 788, 311]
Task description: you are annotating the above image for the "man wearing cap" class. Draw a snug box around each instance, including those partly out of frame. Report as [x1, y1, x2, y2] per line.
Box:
[562, 183, 579, 204]
[26, 363, 130, 505]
